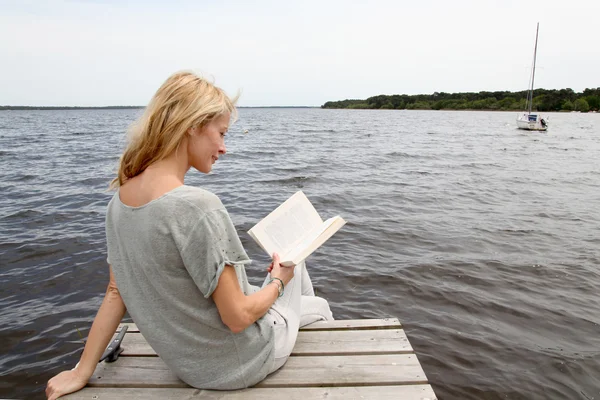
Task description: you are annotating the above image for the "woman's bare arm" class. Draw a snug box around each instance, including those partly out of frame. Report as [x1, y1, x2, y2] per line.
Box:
[46, 266, 126, 400]
[212, 253, 294, 333]
[212, 266, 279, 333]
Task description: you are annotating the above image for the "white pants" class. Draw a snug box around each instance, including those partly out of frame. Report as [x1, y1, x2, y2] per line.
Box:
[261, 261, 334, 374]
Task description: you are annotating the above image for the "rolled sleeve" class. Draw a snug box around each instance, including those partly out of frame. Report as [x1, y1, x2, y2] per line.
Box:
[180, 209, 251, 298]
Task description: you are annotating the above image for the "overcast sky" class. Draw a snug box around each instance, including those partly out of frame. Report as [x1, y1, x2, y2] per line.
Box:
[1, 0, 598, 106]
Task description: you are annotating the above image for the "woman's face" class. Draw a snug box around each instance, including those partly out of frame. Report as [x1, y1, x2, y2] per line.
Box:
[187, 112, 230, 173]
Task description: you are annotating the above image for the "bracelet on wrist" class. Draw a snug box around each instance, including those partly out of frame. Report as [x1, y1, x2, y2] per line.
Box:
[268, 277, 284, 297]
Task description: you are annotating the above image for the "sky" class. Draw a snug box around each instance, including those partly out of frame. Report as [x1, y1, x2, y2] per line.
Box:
[1, 0, 599, 106]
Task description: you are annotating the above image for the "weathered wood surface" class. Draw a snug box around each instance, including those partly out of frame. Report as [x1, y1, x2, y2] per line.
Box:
[63, 385, 437, 399]
[84, 354, 426, 388]
[118, 318, 403, 333]
[64, 318, 437, 400]
[117, 329, 412, 356]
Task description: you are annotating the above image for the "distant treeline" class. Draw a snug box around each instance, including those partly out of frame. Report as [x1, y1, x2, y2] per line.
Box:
[0, 106, 143, 110]
[322, 88, 600, 112]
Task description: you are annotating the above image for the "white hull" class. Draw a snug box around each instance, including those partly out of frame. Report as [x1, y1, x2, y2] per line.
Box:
[516, 113, 548, 131]
[516, 24, 547, 132]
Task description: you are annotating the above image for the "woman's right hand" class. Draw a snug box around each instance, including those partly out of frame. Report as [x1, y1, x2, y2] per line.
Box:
[268, 253, 295, 286]
[46, 368, 88, 400]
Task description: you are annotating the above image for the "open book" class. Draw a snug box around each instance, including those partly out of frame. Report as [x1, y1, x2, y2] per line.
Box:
[248, 191, 346, 267]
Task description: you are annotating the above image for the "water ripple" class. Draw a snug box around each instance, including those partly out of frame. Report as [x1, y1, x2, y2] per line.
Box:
[1, 109, 600, 399]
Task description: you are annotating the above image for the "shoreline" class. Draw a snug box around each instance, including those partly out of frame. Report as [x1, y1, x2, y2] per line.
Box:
[1, 106, 595, 114]
[322, 108, 597, 113]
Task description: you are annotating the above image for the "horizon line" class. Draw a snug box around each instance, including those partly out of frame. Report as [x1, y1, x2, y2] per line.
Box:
[0, 105, 320, 110]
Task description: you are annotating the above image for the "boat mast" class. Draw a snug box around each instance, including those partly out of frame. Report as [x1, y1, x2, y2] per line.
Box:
[529, 23, 539, 114]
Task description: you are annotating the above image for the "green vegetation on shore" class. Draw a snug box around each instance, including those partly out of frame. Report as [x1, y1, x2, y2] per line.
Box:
[322, 88, 600, 112]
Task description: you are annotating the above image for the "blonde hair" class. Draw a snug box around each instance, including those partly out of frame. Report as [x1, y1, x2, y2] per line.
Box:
[110, 71, 238, 189]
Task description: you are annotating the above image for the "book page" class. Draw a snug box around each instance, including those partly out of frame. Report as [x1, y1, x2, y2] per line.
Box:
[283, 216, 346, 266]
[248, 191, 323, 257]
[263, 202, 314, 251]
[283, 216, 338, 261]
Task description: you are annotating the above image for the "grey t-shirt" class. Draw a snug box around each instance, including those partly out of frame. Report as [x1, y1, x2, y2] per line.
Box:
[105, 185, 274, 389]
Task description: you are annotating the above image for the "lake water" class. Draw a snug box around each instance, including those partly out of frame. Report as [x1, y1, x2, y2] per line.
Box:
[1, 108, 599, 399]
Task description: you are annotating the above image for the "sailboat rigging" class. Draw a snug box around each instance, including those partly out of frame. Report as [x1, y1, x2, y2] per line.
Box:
[516, 23, 548, 131]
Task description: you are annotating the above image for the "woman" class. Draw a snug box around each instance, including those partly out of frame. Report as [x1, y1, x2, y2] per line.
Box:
[46, 71, 333, 400]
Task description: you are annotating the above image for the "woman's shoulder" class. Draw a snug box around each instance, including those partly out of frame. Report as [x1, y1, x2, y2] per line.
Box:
[164, 186, 232, 237]
[168, 185, 225, 214]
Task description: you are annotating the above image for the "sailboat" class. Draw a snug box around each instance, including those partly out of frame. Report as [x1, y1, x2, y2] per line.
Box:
[516, 23, 548, 131]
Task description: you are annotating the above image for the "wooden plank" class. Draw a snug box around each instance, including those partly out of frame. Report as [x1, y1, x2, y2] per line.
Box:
[118, 318, 401, 333]
[117, 329, 412, 357]
[63, 385, 438, 399]
[88, 357, 180, 388]
[87, 354, 427, 388]
[257, 354, 428, 387]
[294, 329, 411, 355]
[300, 318, 402, 331]
[117, 322, 138, 332]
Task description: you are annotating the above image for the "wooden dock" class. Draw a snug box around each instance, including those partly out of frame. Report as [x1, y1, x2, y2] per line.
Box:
[63, 318, 437, 399]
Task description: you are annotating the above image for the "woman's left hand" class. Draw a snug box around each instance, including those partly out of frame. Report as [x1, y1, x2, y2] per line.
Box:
[46, 368, 88, 399]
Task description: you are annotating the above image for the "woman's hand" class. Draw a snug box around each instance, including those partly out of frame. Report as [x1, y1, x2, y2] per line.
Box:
[44, 265, 127, 398]
[46, 368, 88, 400]
[268, 253, 295, 286]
